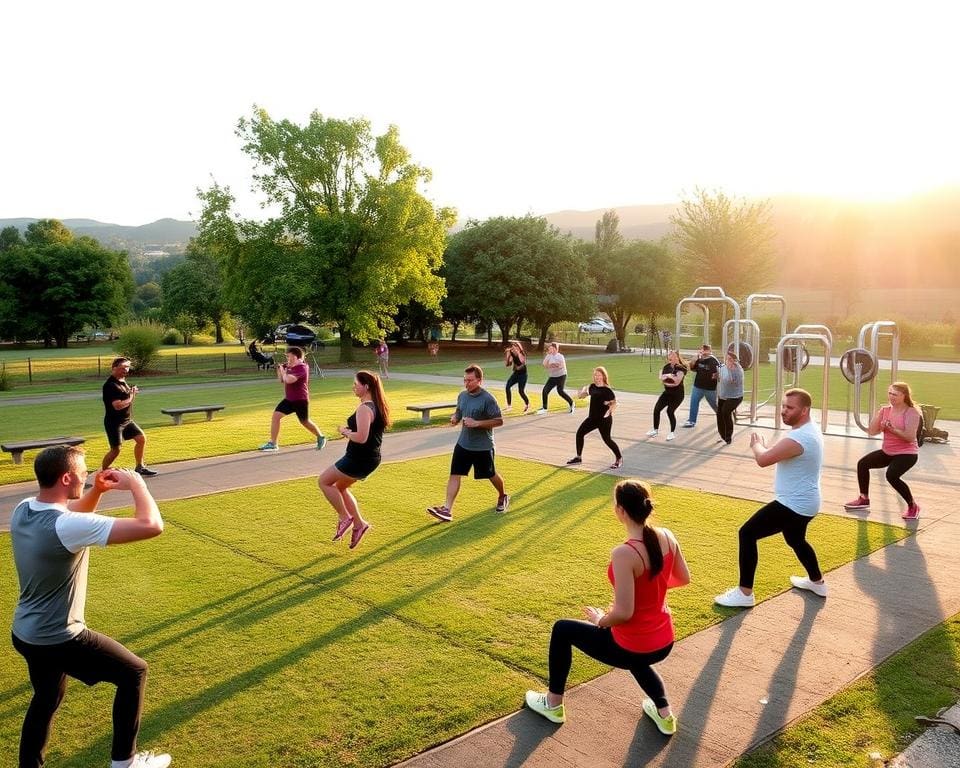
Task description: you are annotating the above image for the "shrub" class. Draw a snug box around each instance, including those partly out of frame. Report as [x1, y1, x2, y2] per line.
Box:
[161, 329, 181, 345]
[114, 322, 163, 373]
[0, 363, 11, 391]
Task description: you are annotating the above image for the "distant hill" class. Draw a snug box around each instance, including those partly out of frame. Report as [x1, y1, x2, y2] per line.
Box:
[0, 217, 197, 254]
[537, 204, 677, 241]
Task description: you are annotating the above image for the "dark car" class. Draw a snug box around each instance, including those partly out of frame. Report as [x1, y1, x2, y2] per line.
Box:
[278, 323, 317, 345]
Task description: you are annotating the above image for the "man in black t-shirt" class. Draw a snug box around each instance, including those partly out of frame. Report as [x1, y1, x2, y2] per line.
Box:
[101, 357, 157, 476]
[683, 344, 720, 428]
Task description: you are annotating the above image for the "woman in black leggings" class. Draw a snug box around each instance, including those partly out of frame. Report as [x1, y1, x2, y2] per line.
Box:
[845, 381, 922, 520]
[566, 366, 622, 469]
[647, 350, 686, 441]
[503, 341, 529, 412]
[537, 342, 575, 414]
[525, 480, 690, 734]
[716, 351, 744, 445]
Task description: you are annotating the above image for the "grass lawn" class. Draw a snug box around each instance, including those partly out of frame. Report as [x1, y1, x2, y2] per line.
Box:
[735, 611, 960, 768]
[0, 378, 465, 486]
[0, 456, 908, 767]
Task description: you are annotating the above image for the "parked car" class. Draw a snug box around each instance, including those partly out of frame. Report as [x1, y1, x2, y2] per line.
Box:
[267, 323, 317, 346]
[578, 317, 615, 334]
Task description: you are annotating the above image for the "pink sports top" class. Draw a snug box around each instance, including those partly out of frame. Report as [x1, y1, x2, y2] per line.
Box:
[607, 538, 675, 653]
[879, 405, 919, 455]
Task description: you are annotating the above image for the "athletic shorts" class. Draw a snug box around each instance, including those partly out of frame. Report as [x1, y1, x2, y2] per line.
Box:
[450, 443, 496, 479]
[275, 399, 309, 420]
[103, 420, 144, 449]
[335, 454, 381, 480]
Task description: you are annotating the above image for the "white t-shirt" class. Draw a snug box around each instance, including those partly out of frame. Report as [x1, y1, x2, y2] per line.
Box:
[773, 420, 823, 517]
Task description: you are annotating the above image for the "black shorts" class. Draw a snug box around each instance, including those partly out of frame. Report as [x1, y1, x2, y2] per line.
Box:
[276, 399, 310, 420]
[335, 454, 381, 480]
[103, 420, 144, 448]
[450, 443, 496, 479]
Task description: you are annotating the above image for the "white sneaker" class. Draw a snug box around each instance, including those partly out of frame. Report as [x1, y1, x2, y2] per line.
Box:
[790, 575, 828, 597]
[646, 429, 658, 437]
[714, 586, 755, 608]
[128, 751, 172, 768]
[666, 432, 676, 441]
[503, 404, 512, 413]
[536, 408, 548, 415]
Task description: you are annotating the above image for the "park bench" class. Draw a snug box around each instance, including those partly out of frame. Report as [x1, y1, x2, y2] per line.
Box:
[160, 405, 226, 426]
[406, 402, 458, 424]
[1, 436, 86, 465]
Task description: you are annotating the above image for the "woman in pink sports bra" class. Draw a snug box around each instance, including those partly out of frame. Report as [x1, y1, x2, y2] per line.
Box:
[525, 479, 691, 735]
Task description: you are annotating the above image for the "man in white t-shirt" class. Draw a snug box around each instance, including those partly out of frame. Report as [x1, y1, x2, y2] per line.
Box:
[9, 445, 172, 768]
[714, 388, 828, 608]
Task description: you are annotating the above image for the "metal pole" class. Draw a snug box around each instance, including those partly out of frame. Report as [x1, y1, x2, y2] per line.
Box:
[27, 358, 32, 384]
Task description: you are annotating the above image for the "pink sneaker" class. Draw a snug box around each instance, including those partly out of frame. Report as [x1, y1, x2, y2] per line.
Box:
[902, 502, 920, 520]
[844, 495, 870, 510]
[332, 517, 354, 542]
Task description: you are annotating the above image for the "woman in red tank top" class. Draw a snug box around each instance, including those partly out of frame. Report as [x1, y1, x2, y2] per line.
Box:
[525, 480, 691, 735]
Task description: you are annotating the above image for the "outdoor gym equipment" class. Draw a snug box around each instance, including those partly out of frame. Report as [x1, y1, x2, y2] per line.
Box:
[774, 331, 832, 432]
[841, 320, 899, 433]
[743, 293, 788, 424]
[675, 286, 741, 354]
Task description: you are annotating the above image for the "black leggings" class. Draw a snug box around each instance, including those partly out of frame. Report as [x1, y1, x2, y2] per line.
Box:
[575, 417, 621, 460]
[857, 450, 918, 504]
[738, 501, 822, 589]
[653, 389, 684, 431]
[542, 375, 573, 409]
[716, 396, 742, 443]
[505, 370, 529, 406]
[12, 629, 148, 767]
[548, 620, 673, 708]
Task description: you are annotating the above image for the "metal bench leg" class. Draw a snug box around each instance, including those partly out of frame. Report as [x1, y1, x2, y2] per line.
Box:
[206, 411, 214, 421]
[421, 411, 431, 424]
[173, 414, 183, 426]
[12, 451, 23, 465]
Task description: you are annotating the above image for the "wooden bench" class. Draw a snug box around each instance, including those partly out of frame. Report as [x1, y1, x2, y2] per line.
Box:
[160, 405, 226, 426]
[406, 402, 458, 424]
[1, 436, 86, 465]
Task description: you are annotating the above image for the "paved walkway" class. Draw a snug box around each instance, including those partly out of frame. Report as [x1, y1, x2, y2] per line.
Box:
[2, 376, 959, 767]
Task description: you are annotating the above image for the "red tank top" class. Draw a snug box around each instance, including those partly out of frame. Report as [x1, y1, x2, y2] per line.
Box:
[607, 539, 675, 653]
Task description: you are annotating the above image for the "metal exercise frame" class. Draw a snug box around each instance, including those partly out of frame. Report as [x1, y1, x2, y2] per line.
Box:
[675, 286, 741, 354]
[775, 333, 832, 433]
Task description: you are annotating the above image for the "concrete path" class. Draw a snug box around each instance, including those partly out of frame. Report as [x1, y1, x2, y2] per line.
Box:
[2, 376, 959, 767]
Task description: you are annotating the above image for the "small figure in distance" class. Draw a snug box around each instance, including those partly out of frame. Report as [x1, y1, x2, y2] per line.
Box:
[427, 365, 508, 521]
[101, 357, 157, 477]
[525, 479, 690, 735]
[503, 340, 530, 413]
[683, 344, 720, 428]
[714, 388, 827, 608]
[566, 366, 623, 469]
[10, 446, 171, 768]
[647, 350, 686, 441]
[715, 351, 744, 445]
[374, 338, 390, 380]
[537, 342, 575, 415]
[844, 381, 922, 519]
[258, 346, 327, 453]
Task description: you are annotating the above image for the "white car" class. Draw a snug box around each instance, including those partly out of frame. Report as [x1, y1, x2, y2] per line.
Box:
[578, 318, 615, 334]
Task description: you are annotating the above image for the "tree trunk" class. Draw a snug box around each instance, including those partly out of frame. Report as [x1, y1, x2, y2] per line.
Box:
[214, 320, 224, 344]
[487, 324, 493, 346]
[451, 321, 460, 342]
[515, 318, 524, 338]
[538, 324, 549, 351]
[339, 328, 355, 363]
[495, 318, 513, 346]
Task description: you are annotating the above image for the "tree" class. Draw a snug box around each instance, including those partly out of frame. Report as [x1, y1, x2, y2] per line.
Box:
[0, 226, 22, 252]
[670, 188, 776, 298]
[595, 209, 624, 253]
[197, 107, 455, 361]
[160, 247, 229, 342]
[25, 219, 73, 246]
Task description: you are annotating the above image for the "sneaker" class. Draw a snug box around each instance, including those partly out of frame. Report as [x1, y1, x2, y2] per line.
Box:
[332, 517, 353, 542]
[525, 690, 565, 724]
[609, 458, 623, 469]
[844, 495, 870, 510]
[317, 435, 327, 451]
[258, 441, 279, 452]
[646, 429, 658, 437]
[790, 575, 828, 597]
[682, 422, 696, 428]
[129, 751, 172, 768]
[566, 456, 583, 465]
[568, 404, 576, 414]
[349, 522, 371, 549]
[503, 404, 513, 413]
[642, 698, 677, 736]
[522, 403, 530, 414]
[536, 408, 548, 415]
[496, 494, 510, 513]
[902, 502, 920, 520]
[135, 465, 158, 477]
[714, 586, 755, 608]
[427, 505, 452, 522]
[666, 432, 676, 441]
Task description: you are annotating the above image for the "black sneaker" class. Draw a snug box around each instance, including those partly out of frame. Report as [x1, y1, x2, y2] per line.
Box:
[566, 456, 583, 465]
[135, 466, 158, 477]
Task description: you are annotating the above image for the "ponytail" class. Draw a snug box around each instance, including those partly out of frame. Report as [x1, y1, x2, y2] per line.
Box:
[614, 479, 663, 578]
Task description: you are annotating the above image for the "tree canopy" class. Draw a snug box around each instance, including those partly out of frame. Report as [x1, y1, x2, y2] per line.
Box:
[196, 107, 456, 360]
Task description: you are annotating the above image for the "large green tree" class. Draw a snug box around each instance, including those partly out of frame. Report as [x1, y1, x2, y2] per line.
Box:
[0, 222, 133, 347]
[196, 107, 455, 361]
[670, 187, 776, 298]
[160, 247, 229, 342]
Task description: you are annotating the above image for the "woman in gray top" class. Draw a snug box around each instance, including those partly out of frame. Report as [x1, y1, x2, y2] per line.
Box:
[716, 351, 744, 445]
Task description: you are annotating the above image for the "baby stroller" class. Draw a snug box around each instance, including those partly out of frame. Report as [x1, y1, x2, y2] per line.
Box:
[248, 341, 275, 371]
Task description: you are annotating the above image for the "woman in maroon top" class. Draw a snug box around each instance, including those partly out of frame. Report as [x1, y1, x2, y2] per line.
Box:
[525, 480, 691, 735]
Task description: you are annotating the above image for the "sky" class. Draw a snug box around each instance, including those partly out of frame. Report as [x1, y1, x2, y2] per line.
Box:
[3, 0, 959, 226]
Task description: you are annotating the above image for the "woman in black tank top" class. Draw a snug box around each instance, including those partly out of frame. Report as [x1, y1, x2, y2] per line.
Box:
[503, 340, 530, 412]
[318, 371, 391, 550]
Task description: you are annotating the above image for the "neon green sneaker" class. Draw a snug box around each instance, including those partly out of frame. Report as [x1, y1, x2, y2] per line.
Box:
[642, 698, 677, 735]
[524, 690, 565, 724]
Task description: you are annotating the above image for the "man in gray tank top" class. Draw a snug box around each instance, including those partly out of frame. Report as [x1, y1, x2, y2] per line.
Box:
[9, 445, 172, 768]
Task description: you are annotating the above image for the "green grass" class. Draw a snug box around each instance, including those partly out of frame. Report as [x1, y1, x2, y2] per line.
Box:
[0, 379, 464, 486]
[0, 456, 908, 767]
[735, 611, 960, 768]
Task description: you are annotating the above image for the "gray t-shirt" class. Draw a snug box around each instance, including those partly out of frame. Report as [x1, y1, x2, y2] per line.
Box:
[455, 387, 502, 451]
[10, 499, 114, 645]
[773, 419, 823, 517]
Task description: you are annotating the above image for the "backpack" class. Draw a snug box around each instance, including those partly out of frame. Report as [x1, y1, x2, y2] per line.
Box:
[916, 409, 925, 448]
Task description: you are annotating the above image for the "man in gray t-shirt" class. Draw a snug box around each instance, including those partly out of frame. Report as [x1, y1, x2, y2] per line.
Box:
[10, 445, 172, 768]
[427, 364, 509, 522]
